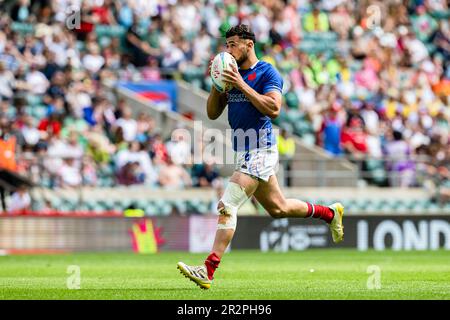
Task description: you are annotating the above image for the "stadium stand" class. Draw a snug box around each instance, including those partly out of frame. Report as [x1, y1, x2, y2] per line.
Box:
[0, 0, 449, 214]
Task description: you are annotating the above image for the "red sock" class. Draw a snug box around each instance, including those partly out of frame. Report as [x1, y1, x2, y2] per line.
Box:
[306, 203, 334, 224]
[204, 252, 220, 280]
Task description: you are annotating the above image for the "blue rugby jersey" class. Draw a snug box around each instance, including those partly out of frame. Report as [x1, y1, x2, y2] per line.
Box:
[226, 60, 283, 151]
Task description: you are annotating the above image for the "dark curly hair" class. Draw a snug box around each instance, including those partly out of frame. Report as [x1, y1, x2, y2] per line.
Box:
[225, 24, 256, 43]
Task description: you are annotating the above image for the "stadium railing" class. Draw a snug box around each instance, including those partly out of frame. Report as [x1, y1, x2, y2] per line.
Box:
[14, 152, 441, 189]
[279, 154, 441, 187]
[8, 152, 449, 216]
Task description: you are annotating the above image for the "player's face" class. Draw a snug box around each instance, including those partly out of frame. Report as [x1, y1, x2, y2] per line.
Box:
[226, 36, 251, 66]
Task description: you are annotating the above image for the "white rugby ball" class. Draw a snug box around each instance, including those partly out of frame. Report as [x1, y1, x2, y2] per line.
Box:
[210, 52, 238, 93]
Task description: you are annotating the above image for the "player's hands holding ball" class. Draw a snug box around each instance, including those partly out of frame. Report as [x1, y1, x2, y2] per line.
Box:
[210, 52, 242, 93]
[222, 63, 245, 91]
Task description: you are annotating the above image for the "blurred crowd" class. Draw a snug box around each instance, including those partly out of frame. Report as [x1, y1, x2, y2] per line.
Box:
[0, 0, 449, 197]
[0, 0, 228, 193]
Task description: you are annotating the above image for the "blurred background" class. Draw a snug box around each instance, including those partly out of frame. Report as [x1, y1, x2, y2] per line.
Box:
[0, 0, 449, 254]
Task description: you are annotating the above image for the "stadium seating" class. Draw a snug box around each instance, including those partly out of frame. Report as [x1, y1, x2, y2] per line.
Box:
[1, 0, 449, 215]
[29, 189, 450, 215]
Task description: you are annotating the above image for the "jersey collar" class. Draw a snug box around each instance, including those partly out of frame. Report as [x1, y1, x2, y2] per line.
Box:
[249, 60, 259, 69]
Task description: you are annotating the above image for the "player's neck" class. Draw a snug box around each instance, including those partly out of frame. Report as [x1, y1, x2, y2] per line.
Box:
[239, 54, 259, 71]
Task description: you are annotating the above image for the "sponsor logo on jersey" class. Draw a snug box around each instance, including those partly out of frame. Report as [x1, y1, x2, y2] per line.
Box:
[228, 92, 250, 103]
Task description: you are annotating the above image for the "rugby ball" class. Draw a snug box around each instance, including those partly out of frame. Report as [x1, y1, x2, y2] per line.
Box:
[210, 52, 238, 93]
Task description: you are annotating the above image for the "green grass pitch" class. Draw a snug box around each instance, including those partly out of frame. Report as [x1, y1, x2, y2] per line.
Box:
[0, 249, 449, 300]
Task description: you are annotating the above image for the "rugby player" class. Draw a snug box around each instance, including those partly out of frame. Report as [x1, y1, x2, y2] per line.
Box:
[177, 25, 344, 289]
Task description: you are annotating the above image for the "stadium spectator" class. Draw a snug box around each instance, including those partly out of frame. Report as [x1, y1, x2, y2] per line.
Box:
[411, 5, 438, 43]
[0, 62, 15, 100]
[193, 161, 220, 188]
[277, 128, 296, 186]
[38, 111, 62, 137]
[0, 116, 18, 172]
[20, 115, 41, 147]
[150, 133, 169, 165]
[113, 105, 137, 142]
[82, 44, 105, 75]
[0, 0, 448, 194]
[435, 160, 450, 205]
[115, 141, 157, 186]
[125, 15, 158, 67]
[116, 161, 144, 186]
[46, 71, 67, 99]
[384, 130, 416, 187]
[141, 57, 161, 81]
[158, 156, 192, 189]
[405, 29, 430, 64]
[319, 102, 344, 156]
[360, 101, 380, 135]
[329, 5, 354, 40]
[433, 21, 450, 61]
[340, 116, 368, 160]
[86, 124, 116, 166]
[40, 49, 61, 81]
[81, 155, 98, 187]
[135, 112, 154, 143]
[7, 184, 31, 213]
[0, 41, 19, 74]
[303, 6, 330, 32]
[354, 58, 380, 94]
[10, 0, 31, 22]
[46, 97, 66, 121]
[166, 129, 192, 166]
[92, 0, 117, 25]
[420, 146, 450, 205]
[65, 131, 84, 161]
[58, 157, 82, 188]
[193, 26, 213, 66]
[25, 64, 50, 95]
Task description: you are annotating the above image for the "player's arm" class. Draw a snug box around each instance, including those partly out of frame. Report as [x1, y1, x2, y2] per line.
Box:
[206, 86, 227, 120]
[236, 85, 281, 119]
[222, 65, 281, 119]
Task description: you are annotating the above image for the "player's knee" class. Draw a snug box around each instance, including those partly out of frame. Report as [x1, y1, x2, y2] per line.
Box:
[217, 201, 231, 218]
[268, 208, 283, 218]
[217, 201, 230, 226]
[268, 204, 287, 219]
[217, 202, 237, 230]
[216, 182, 248, 231]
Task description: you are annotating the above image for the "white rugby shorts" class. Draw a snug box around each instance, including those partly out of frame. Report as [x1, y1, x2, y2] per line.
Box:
[235, 146, 279, 182]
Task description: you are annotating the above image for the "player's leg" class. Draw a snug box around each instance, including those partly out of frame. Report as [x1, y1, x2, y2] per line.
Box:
[211, 171, 258, 258]
[253, 174, 326, 219]
[253, 174, 344, 243]
[177, 171, 259, 289]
